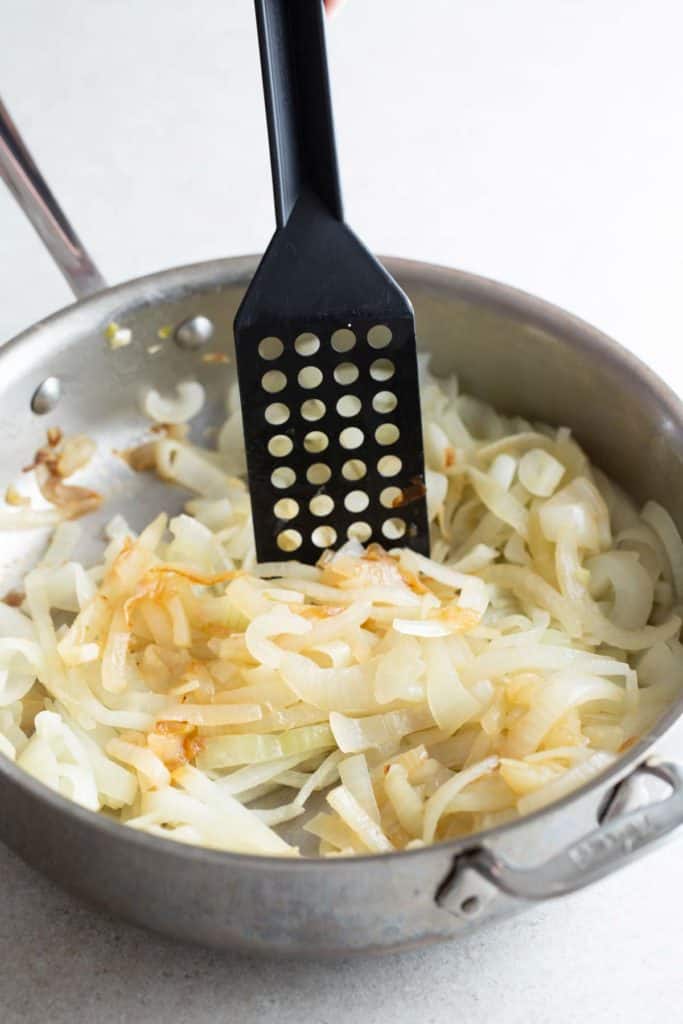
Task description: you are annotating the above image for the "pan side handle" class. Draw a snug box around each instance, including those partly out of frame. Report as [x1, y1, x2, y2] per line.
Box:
[437, 760, 683, 919]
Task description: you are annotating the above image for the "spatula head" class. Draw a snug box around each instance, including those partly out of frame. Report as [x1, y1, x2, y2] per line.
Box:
[234, 195, 429, 564]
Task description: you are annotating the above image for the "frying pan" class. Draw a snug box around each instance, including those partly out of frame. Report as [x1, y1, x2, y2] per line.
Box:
[1, 98, 682, 955]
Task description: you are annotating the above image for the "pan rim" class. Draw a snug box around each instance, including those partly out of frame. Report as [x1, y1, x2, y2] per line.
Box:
[1, 252, 681, 870]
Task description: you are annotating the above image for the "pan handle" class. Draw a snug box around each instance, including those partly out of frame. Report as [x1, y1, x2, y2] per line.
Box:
[437, 760, 683, 918]
[0, 95, 106, 299]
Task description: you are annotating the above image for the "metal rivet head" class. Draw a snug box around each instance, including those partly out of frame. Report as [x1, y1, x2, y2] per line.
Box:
[174, 315, 214, 350]
[31, 376, 61, 414]
[459, 896, 481, 917]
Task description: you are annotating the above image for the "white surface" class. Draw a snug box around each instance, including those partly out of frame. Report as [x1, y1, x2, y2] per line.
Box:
[1, 1, 682, 1020]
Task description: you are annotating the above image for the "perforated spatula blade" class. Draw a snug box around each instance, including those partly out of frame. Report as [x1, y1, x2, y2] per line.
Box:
[234, 0, 429, 564]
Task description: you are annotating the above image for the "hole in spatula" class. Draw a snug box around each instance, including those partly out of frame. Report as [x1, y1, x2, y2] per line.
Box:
[310, 495, 334, 517]
[334, 363, 359, 386]
[258, 337, 283, 360]
[265, 402, 290, 425]
[342, 459, 366, 481]
[262, 370, 287, 393]
[336, 395, 361, 418]
[304, 431, 329, 453]
[373, 391, 397, 414]
[375, 423, 400, 446]
[367, 325, 392, 349]
[277, 529, 302, 552]
[298, 366, 323, 390]
[347, 521, 372, 542]
[382, 517, 406, 540]
[301, 399, 326, 421]
[294, 333, 320, 357]
[268, 435, 293, 457]
[271, 466, 296, 489]
[370, 359, 394, 383]
[378, 455, 402, 477]
[331, 329, 356, 353]
[344, 490, 369, 513]
[274, 498, 299, 520]
[312, 525, 337, 548]
[307, 463, 332, 485]
[380, 486, 402, 508]
[340, 427, 364, 450]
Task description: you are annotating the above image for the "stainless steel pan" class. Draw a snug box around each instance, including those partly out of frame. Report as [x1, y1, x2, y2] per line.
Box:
[1, 99, 682, 955]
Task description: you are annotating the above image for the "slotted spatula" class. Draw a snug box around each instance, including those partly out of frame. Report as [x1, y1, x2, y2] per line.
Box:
[234, 0, 429, 564]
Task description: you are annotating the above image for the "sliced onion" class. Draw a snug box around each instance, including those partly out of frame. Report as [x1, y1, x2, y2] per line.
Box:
[642, 501, 683, 597]
[518, 449, 565, 497]
[586, 550, 654, 629]
[422, 757, 498, 843]
[468, 467, 528, 538]
[326, 785, 393, 853]
[142, 381, 205, 425]
[425, 638, 480, 734]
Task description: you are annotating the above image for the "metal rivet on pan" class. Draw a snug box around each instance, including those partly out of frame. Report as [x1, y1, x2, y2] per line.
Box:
[31, 376, 61, 414]
[459, 896, 481, 917]
[174, 315, 215, 350]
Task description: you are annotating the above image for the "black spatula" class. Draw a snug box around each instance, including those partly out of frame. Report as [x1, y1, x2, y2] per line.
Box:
[234, 0, 429, 564]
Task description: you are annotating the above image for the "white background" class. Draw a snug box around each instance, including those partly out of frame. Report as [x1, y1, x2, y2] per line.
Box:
[1, 1, 682, 1021]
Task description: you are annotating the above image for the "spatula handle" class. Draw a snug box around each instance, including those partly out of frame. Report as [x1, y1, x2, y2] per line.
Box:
[254, 0, 343, 228]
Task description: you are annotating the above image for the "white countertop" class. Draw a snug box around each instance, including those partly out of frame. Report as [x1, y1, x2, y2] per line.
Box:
[1, 1, 682, 1020]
